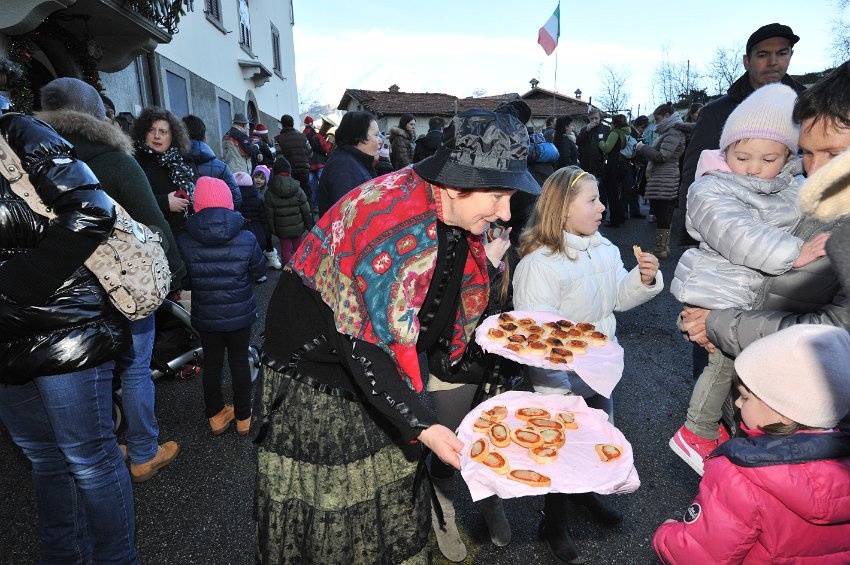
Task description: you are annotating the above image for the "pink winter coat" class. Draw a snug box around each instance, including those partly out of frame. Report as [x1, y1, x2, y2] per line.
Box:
[653, 431, 850, 564]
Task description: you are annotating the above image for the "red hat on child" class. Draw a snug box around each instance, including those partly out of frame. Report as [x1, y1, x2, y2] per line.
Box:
[253, 123, 269, 136]
[193, 177, 233, 212]
[304, 116, 314, 125]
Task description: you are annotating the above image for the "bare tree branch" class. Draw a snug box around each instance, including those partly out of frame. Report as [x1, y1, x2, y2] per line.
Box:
[830, 0, 850, 64]
[653, 47, 700, 105]
[597, 64, 630, 115]
[705, 42, 744, 96]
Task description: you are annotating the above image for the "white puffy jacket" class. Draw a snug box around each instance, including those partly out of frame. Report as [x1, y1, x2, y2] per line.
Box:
[671, 157, 804, 310]
[514, 232, 664, 394]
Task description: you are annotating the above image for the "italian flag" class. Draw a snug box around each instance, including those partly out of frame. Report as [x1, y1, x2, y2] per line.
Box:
[537, 3, 560, 56]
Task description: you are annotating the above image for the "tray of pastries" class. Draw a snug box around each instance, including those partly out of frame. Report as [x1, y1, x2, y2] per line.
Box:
[475, 310, 622, 371]
[459, 391, 640, 501]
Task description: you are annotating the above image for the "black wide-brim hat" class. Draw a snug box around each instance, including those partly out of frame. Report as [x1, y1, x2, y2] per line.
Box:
[413, 109, 541, 195]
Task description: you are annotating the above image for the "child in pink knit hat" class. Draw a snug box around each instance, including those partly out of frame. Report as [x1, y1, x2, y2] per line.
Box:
[669, 83, 832, 476]
[178, 176, 267, 436]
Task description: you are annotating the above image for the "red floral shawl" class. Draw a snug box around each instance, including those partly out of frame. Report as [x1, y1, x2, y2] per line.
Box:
[290, 168, 489, 392]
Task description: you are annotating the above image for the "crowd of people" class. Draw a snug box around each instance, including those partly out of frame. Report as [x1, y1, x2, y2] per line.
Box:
[0, 19, 849, 565]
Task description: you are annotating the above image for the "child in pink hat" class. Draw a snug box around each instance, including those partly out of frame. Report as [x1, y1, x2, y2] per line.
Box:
[655, 325, 850, 563]
[177, 177, 267, 436]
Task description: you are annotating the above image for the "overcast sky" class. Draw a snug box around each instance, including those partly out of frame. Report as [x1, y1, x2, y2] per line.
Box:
[292, 1, 842, 115]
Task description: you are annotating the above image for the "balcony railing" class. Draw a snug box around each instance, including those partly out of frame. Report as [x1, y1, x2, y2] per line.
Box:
[121, 0, 185, 35]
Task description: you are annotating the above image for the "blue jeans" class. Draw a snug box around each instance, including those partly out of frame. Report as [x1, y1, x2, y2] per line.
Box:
[115, 315, 159, 464]
[0, 362, 138, 565]
[309, 169, 323, 210]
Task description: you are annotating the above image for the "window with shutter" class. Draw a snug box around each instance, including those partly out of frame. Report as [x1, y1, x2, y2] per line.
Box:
[205, 0, 221, 22]
[238, 0, 252, 51]
[271, 24, 281, 74]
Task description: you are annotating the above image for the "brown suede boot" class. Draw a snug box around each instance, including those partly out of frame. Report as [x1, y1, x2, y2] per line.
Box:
[130, 441, 180, 483]
[209, 404, 235, 436]
[236, 416, 251, 437]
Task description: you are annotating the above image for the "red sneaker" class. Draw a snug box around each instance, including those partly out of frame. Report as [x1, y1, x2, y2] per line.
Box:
[669, 425, 727, 476]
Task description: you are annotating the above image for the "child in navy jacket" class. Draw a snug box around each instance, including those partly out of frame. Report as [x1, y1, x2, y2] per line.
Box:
[654, 325, 850, 564]
[178, 177, 266, 436]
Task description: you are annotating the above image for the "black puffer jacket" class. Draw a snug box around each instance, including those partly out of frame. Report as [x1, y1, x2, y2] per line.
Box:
[0, 113, 128, 383]
[413, 129, 442, 162]
[273, 128, 310, 179]
[706, 216, 850, 356]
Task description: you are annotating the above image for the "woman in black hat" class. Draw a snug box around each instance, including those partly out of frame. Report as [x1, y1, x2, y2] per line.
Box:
[253, 108, 540, 564]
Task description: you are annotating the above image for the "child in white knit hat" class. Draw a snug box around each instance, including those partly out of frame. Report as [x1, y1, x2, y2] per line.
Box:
[655, 324, 850, 563]
[669, 83, 832, 475]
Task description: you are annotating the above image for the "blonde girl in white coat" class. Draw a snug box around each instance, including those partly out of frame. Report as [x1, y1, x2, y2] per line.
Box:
[514, 166, 663, 417]
[513, 166, 663, 562]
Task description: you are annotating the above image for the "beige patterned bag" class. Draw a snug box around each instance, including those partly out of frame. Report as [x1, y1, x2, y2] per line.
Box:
[0, 133, 170, 320]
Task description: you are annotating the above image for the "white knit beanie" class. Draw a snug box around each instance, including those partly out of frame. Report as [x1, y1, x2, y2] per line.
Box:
[734, 325, 850, 428]
[799, 145, 850, 220]
[719, 83, 799, 154]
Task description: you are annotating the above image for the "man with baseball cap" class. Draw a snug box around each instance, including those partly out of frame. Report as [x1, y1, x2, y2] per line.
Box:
[676, 23, 804, 250]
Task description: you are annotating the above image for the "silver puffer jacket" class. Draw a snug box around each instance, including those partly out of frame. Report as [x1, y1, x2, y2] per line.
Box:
[671, 157, 804, 309]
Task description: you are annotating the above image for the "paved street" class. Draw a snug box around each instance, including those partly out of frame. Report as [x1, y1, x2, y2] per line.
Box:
[0, 203, 704, 565]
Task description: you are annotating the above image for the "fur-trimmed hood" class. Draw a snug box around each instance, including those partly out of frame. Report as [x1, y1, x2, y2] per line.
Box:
[390, 126, 412, 141]
[35, 109, 134, 156]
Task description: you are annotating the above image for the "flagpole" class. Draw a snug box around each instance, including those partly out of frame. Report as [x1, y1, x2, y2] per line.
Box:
[552, 0, 560, 118]
[553, 48, 558, 118]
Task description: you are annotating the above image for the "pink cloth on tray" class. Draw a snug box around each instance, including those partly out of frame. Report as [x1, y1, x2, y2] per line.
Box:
[458, 391, 640, 501]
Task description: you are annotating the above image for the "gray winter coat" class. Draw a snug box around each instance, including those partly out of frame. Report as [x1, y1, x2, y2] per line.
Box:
[671, 158, 804, 310]
[705, 216, 850, 356]
[638, 114, 689, 201]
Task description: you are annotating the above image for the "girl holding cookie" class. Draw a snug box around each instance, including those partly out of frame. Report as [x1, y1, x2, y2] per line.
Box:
[513, 166, 663, 563]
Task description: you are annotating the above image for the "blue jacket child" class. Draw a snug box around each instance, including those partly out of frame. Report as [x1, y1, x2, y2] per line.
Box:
[177, 176, 266, 434]
[186, 139, 242, 210]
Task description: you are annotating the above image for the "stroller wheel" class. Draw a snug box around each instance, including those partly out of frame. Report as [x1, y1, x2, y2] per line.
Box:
[249, 345, 261, 383]
[112, 391, 127, 435]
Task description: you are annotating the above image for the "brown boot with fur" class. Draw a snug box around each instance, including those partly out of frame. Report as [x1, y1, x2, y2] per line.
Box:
[209, 404, 235, 436]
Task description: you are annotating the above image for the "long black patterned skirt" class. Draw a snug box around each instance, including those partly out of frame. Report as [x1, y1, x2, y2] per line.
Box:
[254, 366, 430, 564]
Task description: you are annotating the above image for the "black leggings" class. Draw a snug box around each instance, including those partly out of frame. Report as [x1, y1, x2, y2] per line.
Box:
[649, 199, 675, 229]
[198, 326, 253, 420]
[431, 384, 479, 479]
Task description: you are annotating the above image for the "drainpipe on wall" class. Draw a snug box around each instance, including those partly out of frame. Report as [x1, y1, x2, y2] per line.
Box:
[146, 51, 162, 107]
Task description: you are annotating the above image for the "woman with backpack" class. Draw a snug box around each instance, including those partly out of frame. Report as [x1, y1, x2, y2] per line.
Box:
[598, 114, 634, 228]
[635, 103, 689, 258]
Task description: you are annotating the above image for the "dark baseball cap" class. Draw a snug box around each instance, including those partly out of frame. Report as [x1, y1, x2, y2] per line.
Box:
[746, 23, 799, 55]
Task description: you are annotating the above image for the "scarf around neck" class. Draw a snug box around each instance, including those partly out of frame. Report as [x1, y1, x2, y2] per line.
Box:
[135, 141, 196, 200]
[290, 168, 489, 391]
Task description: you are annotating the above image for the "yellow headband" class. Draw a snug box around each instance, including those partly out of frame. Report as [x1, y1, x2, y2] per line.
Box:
[568, 171, 588, 191]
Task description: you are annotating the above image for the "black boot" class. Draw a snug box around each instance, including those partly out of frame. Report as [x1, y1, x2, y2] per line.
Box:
[567, 492, 623, 525]
[540, 493, 583, 564]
